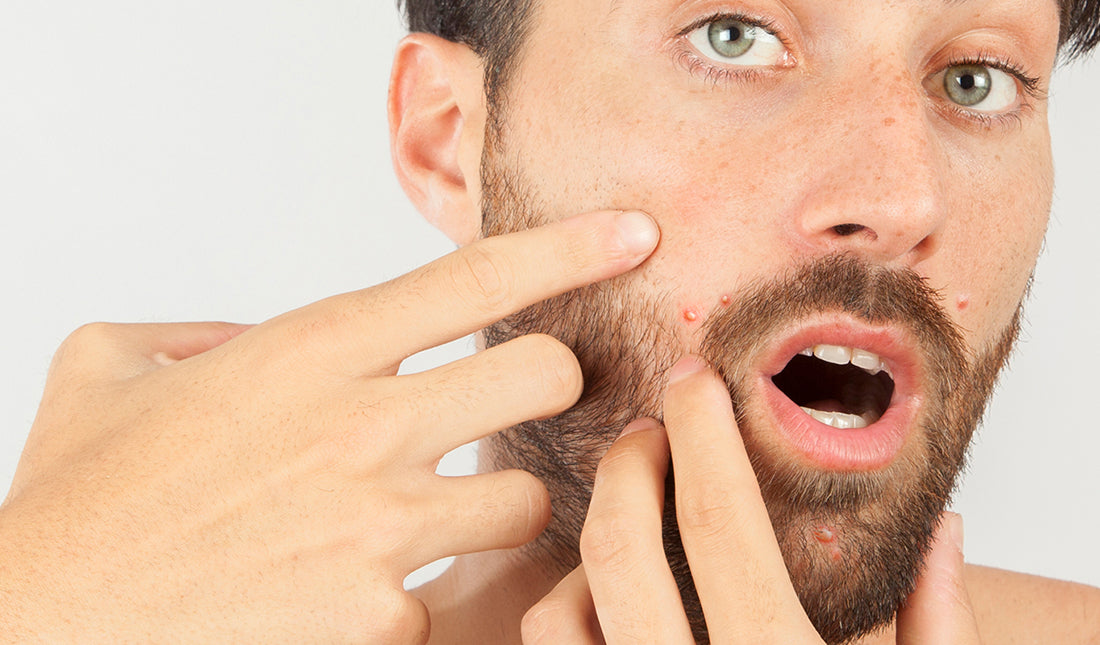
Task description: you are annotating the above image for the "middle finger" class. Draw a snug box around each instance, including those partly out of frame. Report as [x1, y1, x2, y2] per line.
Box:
[580, 418, 694, 644]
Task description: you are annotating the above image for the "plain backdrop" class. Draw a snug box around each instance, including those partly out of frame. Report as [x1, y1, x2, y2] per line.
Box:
[1, 1, 1097, 593]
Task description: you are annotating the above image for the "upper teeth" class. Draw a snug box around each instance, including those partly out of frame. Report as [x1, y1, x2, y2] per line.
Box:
[798, 344, 891, 377]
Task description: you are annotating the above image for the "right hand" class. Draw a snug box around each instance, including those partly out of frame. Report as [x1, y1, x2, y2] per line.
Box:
[0, 210, 659, 643]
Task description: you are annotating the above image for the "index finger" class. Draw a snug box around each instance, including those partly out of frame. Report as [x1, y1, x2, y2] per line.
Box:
[663, 356, 821, 643]
[275, 210, 658, 372]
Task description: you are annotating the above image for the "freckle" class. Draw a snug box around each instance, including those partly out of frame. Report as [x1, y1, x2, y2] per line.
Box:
[720, 295, 731, 307]
[683, 309, 699, 323]
[956, 294, 970, 311]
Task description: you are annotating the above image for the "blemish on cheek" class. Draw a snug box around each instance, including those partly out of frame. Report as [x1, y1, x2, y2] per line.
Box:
[682, 308, 699, 323]
[719, 295, 731, 307]
[956, 294, 971, 311]
[883, 117, 896, 127]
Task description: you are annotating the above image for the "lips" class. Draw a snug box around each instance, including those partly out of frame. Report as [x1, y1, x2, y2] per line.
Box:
[752, 318, 924, 472]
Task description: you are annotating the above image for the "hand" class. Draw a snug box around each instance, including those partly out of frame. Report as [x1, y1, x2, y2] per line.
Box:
[522, 356, 982, 644]
[0, 210, 659, 643]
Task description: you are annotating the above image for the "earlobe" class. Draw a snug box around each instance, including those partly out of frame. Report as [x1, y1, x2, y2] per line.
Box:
[389, 34, 486, 246]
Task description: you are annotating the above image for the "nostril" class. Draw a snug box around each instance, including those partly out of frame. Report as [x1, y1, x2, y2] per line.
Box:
[832, 223, 866, 236]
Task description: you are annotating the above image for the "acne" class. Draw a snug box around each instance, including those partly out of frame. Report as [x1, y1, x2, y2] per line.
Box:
[720, 294, 732, 307]
[812, 525, 844, 562]
[682, 308, 700, 324]
[956, 294, 971, 311]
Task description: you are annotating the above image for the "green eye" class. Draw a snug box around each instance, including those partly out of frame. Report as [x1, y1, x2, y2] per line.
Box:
[708, 19, 757, 58]
[943, 65, 992, 107]
[687, 16, 787, 69]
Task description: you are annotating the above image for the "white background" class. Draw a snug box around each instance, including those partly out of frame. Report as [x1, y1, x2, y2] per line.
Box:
[1, 1, 1097, 590]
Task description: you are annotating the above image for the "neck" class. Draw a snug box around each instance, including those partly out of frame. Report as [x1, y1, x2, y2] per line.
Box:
[413, 547, 559, 645]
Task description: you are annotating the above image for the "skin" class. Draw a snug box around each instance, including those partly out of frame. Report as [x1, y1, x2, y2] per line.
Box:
[398, 0, 1100, 642]
[0, 0, 1097, 643]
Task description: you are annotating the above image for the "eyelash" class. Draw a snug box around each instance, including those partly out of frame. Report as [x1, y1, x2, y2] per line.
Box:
[936, 52, 1043, 130]
[675, 11, 788, 85]
[676, 13, 1046, 129]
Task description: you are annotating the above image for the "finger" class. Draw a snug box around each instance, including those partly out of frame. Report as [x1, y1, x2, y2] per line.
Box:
[579, 418, 695, 644]
[51, 321, 254, 380]
[662, 356, 817, 643]
[401, 468, 551, 570]
[521, 566, 604, 645]
[390, 333, 582, 460]
[896, 512, 982, 644]
[269, 210, 658, 373]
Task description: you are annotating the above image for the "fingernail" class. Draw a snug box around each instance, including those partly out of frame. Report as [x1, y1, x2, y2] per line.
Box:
[620, 417, 660, 437]
[667, 355, 708, 384]
[615, 211, 659, 255]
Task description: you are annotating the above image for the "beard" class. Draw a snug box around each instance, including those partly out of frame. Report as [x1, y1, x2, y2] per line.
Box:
[477, 150, 1020, 644]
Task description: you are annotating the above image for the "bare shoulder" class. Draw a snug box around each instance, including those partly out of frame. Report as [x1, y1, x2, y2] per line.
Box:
[965, 564, 1100, 644]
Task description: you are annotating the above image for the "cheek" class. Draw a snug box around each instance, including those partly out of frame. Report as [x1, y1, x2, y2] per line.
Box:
[511, 102, 790, 318]
[936, 138, 1052, 347]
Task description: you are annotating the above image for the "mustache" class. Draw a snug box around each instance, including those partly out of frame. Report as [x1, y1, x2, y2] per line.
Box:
[697, 253, 971, 408]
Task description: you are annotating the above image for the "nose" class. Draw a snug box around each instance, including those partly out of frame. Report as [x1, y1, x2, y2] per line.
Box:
[789, 67, 947, 267]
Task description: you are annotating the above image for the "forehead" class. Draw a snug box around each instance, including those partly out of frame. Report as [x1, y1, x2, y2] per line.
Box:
[530, 0, 1061, 51]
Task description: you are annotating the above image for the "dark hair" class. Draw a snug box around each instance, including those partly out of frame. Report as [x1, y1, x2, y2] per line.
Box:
[399, 0, 535, 108]
[400, 0, 1100, 92]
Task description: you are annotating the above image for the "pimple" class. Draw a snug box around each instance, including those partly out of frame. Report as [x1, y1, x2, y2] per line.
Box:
[956, 294, 971, 311]
[682, 308, 699, 323]
[812, 525, 843, 561]
[720, 295, 732, 307]
[812, 526, 836, 543]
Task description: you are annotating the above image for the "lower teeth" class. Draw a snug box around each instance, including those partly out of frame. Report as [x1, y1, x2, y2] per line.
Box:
[799, 406, 871, 429]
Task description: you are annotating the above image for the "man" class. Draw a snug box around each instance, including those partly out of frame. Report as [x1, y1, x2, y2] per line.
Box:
[1, 1, 1098, 644]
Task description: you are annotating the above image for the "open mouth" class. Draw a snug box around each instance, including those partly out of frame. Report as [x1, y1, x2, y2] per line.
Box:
[751, 320, 921, 471]
[772, 345, 896, 430]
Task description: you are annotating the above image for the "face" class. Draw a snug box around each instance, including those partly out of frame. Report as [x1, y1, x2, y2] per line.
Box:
[474, 0, 1059, 642]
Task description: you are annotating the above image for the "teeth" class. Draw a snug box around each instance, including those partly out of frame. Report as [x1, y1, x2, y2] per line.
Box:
[799, 344, 891, 378]
[813, 344, 852, 365]
[800, 406, 871, 429]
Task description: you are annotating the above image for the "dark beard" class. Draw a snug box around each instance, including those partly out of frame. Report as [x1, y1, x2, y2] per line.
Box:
[478, 158, 1019, 644]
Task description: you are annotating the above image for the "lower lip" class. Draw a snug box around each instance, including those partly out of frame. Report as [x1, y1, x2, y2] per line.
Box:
[757, 376, 918, 471]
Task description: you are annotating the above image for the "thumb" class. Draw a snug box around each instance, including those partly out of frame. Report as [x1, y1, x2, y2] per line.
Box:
[896, 512, 982, 644]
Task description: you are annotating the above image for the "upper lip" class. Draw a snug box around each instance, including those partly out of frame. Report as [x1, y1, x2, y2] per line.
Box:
[755, 314, 922, 395]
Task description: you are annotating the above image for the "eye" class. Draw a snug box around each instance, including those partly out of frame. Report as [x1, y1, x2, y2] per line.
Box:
[936, 63, 1019, 112]
[687, 17, 787, 66]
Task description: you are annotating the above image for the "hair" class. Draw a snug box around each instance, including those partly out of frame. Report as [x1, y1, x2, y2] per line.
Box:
[399, 0, 536, 109]
[400, 0, 1100, 93]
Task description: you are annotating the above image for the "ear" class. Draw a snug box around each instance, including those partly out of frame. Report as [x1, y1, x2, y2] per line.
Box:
[389, 33, 487, 246]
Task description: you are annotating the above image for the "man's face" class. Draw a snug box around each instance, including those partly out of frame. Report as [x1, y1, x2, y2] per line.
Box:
[476, 0, 1059, 641]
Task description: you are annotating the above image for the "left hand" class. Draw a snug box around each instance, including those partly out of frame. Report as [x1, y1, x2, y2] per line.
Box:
[521, 356, 982, 644]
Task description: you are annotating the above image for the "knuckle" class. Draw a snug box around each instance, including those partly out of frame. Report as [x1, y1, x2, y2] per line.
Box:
[489, 470, 551, 546]
[57, 322, 117, 358]
[50, 323, 129, 382]
[373, 592, 430, 645]
[454, 244, 515, 313]
[580, 510, 643, 573]
[520, 334, 583, 405]
[676, 479, 740, 539]
[521, 600, 565, 643]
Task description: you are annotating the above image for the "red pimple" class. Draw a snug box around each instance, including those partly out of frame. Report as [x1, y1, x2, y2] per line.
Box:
[720, 295, 731, 307]
[956, 295, 970, 311]
[683, 309, 699, 323]
[812, 526, 836, 543]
